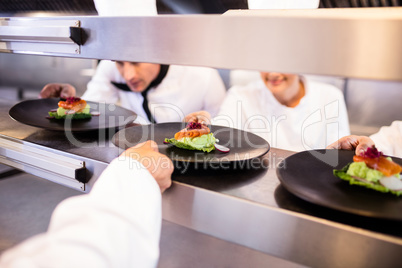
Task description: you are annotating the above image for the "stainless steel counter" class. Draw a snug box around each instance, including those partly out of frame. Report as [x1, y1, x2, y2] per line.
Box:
[2, 8, 402, 81]
[1, 99, 402, 267]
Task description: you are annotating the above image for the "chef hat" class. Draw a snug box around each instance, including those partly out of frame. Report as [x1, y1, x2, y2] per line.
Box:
[94, 0, 157, 16]
[248, 0, 319, 9]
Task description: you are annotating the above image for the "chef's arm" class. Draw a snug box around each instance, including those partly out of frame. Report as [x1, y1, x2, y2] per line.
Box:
[0, 141, 173, 268]
[327, 135, 375, 156]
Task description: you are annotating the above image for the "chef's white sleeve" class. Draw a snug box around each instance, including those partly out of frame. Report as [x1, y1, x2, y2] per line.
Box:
[370, 121, 402, 158]
[0, 157, 162, 268]
[81, 60, 120, 104]
[212, 86, 247, 130]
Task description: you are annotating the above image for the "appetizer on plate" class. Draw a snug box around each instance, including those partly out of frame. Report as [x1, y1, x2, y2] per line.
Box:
[47, 97, 91, 120]
[164, 122, 217, 152]
[334, 146, 402, 196]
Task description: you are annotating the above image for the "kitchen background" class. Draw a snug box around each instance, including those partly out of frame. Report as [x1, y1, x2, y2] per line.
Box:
[0, 1, 401, 264]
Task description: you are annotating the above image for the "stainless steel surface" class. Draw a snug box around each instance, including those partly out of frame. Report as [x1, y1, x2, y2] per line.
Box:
[0, 135, 85, 176]
[0, 7, 402, 80]
[0, 170, 82, 252]
[0, 135, 86, 190]
[159, 221, 305, 268]
[0, 18, 80, 54]
[162, 183, 402, 268]
[0, 54, 94, 96]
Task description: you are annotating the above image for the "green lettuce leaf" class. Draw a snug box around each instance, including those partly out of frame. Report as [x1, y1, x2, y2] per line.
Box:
[346, 161, 384, 182]
[165, 133, 216, 153]
[48, 104, 91, 120]
[333, 163, 402, 196]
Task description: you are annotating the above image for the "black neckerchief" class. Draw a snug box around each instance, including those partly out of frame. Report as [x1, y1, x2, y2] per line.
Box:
[111, 64, 170, 123]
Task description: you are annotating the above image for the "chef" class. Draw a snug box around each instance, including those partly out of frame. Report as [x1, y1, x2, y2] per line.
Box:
[186, 72, 350, 152]
[40, 0, 225, 125]
[0, 140, 173, 267]
[40, 60, 226, 125]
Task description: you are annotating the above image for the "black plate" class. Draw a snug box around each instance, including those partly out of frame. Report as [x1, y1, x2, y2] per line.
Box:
[9, 98, 137, 132]
[277, 149, 402, 221]
[112, 122, 270, 163]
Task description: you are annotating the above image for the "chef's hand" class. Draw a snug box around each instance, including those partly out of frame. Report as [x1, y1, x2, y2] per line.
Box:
[327, 135, 375, 156]
[184, 111, 211, 125]
[121, 140, 173, 193]
[39, 83, 76, 99]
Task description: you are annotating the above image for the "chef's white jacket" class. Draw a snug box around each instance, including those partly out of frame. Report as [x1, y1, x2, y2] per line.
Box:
[213, 77, 350, 152]
[370, 121, 402, 158]
[0, 157, 162, 268]
[82, 61, 226, 125]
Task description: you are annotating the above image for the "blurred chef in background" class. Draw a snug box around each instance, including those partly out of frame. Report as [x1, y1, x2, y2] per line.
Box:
[187, 72, 350, 152]
[40, 61, 226, 124]
[40, 0, 226, 125]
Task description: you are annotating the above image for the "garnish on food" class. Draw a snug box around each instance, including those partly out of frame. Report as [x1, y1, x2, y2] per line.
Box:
[47, 97, 92, 120]
[164, 121, 217, 153]
[333, 146, 402, 196]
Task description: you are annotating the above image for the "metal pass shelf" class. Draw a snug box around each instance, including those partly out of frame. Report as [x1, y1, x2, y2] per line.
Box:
[0, 8, 402, 80]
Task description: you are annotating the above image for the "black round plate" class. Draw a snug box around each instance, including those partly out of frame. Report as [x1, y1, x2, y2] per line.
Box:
[112, 122, 270, 163]
[277, 149, 402, 221]
[9, 98, 137, 132]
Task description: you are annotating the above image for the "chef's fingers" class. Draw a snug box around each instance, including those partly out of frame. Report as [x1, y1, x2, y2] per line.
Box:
[327, 135, 375, 155]
[197, 115, 211, 126]
[132, 140, 159, 152]
[39, 83, 62, 98]
[59, 84, 77, 99]
[145, 140, 159, 152]
[123, 140, 173, 192]
[183, 113, 197, 123]
[153, 156, 173, 193]
[355, 136, 375, 156]
[327, 135, 361, 150]
[184, 111, 211, 125]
